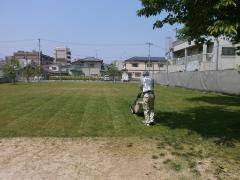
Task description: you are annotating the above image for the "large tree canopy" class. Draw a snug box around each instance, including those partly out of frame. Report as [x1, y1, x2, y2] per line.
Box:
[137, 0, 240, 43]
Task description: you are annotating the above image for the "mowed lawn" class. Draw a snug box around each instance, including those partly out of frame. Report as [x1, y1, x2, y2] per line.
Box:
[0, 82, 240, 139]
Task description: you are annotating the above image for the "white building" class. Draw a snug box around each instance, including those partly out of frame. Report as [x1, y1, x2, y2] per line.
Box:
[54, 47, 71, 65]
[168, 38, 240, 72]
[71, 57, 103, 76]
[124, 56, 167, 79]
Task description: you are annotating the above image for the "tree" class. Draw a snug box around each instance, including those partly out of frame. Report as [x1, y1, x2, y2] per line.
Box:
[3, 59, 20, 84]
[22, 63, 36, 82]
[106, 65, 121, 82]
[137, 0, 240, 43]
[34, 64, 44, 80]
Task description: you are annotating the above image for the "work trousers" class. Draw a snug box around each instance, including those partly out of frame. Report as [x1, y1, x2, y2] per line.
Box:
[143, 93, 155, 124]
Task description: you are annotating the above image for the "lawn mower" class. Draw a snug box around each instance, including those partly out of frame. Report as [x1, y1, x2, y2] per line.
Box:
[129, 92, 144, 116]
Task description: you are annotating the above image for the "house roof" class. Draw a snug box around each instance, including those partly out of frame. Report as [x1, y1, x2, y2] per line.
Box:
[72, 57, 103, 64]
[125, 56, 166, 62]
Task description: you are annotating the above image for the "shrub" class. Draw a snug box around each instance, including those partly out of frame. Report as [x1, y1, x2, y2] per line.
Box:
[49, 76, 101, 81]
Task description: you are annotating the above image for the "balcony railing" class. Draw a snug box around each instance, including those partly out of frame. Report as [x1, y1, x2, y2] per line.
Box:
[171, 53, 213, 65]
[172, 39, 186, 47]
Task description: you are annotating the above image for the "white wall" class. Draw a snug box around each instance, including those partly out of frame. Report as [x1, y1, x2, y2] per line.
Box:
[81, 62, 102, 76]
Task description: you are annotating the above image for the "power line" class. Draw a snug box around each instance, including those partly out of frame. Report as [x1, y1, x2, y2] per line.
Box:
[0, 39, 36, 43]
[0, 38, 166, 49]
[41, 39, 146, 47]
[153, 44, 164, 48]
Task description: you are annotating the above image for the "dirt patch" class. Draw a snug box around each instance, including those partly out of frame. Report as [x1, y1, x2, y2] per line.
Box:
[0, 138, 238, 180]
[0, 138, 160, 180]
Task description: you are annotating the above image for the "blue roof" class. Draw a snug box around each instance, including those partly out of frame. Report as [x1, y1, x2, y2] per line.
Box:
[125, 56, 166, 62]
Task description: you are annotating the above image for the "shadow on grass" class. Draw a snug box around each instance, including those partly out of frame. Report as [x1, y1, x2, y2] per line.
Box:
[187, 95, 240, 106]
[155, 95, 240, 142]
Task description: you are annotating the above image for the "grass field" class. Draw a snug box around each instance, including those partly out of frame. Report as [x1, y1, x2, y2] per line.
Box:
[0, 82, 239, 138]
[0, 82, 240, 178]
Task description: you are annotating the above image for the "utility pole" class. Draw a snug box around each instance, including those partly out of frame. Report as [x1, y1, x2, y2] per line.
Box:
[216, 38, 219, 71]
[38, 38, 41, 81]
[167, 60, 169, 85]
[145, 42, 153, 72]
[38, 38, 41, 65]
[88, 62, 90, 81]
[95, 49, 99, 59]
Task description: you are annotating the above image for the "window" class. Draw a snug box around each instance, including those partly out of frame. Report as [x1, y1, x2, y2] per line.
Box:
[79, 62, 84, 67]
[147, 63, 152, 67]
[52, 66, 57, 70]
[135, 72, 141, 77]
[128, 72, 132, 78]
[132, 63, 138, 67]
[89, 63, 94, 68]
[222, 47, 235, 56]
[158, 64, 164, 68]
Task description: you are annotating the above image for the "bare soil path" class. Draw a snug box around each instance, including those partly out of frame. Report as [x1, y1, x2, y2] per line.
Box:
[0, 138, 239, 180]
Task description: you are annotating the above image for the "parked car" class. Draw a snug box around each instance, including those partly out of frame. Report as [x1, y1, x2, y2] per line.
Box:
[103, 75, 111, 81]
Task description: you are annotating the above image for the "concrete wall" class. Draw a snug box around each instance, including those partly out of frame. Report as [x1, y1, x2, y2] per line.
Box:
[154, 70, 240, 95]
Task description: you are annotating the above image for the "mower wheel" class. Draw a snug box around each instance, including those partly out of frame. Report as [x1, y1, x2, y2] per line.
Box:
[129, 105, 135, 114]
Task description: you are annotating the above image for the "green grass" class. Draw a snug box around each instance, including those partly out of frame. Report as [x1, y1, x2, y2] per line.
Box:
[0, 82, 240, 163]
[0, 82, 239, 138]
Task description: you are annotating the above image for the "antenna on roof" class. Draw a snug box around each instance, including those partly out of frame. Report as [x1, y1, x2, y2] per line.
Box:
[145, 42, 153, 72]
[95, 49, 99, 59]
[165, 37, 173, 59]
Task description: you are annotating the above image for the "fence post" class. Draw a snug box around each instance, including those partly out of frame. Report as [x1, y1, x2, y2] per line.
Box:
[216, 39, 219, 71]
[185, 48, 187, 71]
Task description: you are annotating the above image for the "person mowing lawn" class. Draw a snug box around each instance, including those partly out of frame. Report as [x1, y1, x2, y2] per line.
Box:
[139, 71, 155, 126]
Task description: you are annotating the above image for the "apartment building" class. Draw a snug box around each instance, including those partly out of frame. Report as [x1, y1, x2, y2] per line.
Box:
[71, 57, 103, 76]
[124, 56, 167, 79]
[13, 50, 54, 65]
[169, 38, 240, 72]
[54, 47, 71, 65]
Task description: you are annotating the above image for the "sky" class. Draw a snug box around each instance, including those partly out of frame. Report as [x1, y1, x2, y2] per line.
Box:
[0, 0, 178, 63]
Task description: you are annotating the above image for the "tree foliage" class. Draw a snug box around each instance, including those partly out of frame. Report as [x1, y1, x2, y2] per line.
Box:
[3, 59, 20, 83]
[137, 0, 240, 42]
[34, 64, 44, 77]
[106, 64, 121, 81]
[22, 63, 36, 82]
[22, 63, 44, 82]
